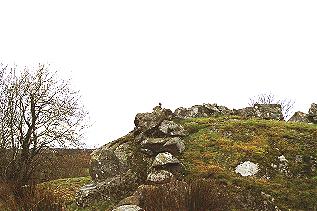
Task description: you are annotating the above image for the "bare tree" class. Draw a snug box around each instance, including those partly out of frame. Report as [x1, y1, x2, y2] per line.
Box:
[249, 92, 295, 119]
[0, 64, 88, 188]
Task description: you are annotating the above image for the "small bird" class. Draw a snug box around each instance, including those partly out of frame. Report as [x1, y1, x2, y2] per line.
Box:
[153, 102, 162, 111]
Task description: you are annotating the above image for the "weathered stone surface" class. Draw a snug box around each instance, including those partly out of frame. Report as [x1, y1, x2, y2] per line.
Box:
[141, 137, 185, 155]
[163, 137, 185, 155]
[308, 103, 317, 123]
[288, 111, 309, 123]
[235, 161, 259, 176]
[90, 147, 126, 181]
[112, 205, 143, 211]
[147, 170, 174, 184]
[140, 138, 167, 153]
[76, 183, 100, 207]
[134, 108, 173, 134]
[158, 120, 186, 136]
[174, 103, 233, 119]
[152, 152, 181, 168]
[234, 104, 284, 120]
[117, 195, 140, 206]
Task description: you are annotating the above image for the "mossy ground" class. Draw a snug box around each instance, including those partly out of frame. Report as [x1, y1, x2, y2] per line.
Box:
[178, 116, 317, 210]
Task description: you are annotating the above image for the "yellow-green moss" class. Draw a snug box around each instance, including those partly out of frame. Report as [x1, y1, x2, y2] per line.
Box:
[179, 116, 317, 210]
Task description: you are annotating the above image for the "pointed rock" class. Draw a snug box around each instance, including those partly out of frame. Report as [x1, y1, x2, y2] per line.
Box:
[288, 111, 309, 123]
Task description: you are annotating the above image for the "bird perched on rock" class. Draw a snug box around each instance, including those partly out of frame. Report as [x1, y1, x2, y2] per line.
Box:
[153, 103, 162, 111]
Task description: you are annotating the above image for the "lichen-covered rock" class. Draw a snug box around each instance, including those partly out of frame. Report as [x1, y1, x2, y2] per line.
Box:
[112, 205, 144, 211]
[158, 120, 186, 136]
[90, 147, 126, 181]
[235, 161, 259, 176]
[308, 103, 317, 123]
[152, 152, 181, 168]
[77, 133, 152, 207]
[134, 108, 173, 134]
[174, 104, 232, 119]
[288, 111, 309, 123]
[147, 170, 174, 184]
[235, 104, 284, 120]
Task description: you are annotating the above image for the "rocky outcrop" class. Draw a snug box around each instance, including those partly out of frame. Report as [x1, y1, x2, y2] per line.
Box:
[77, 102, 317, 210]
[234, 104, 284, 120]
[134, 107, 173, 136]
[288, 103, 317, 123]
[288, 111, 309, 123]
[174, 103, 233, 119]
[76, 106, 187, 210]
[307, 103, 317, 123]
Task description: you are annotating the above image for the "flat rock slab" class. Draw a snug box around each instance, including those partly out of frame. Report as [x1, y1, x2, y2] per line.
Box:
[152, 152, 181, 168]
[113, 205, 144, 211]
[141, 137, 185, 155]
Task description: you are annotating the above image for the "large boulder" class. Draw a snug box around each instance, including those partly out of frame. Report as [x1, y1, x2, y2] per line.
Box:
[134, 108, 173, 135]
[77, 133, 153, 206]
[288, 111, 309, 123]
[234, 104, 284, 120]
[307, 103, 317, 123]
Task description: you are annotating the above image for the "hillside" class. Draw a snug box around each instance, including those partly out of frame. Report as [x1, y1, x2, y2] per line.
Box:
[73, 103, 317, 210]
[179, 116, 317, 210]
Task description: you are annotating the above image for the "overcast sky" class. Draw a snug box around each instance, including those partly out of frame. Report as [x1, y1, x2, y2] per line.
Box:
[1, 1, 317, 147]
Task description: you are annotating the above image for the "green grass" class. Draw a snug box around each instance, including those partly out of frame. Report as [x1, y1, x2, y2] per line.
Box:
[179, 116, 317, 210]
[37, 176, 92, 205]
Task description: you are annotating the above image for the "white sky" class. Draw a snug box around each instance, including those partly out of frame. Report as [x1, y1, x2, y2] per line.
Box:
[1, 1, 317, 147]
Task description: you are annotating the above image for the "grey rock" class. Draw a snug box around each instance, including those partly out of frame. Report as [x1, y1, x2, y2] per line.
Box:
[308, 103, 317, 123]
[235, 104, 284, 120]
[90, 148, 125, 181]
[141, 138, 167, 153]
[174, 103, 233, 119]
[134, 108, 173, 134]
[77, 132, 152, 207]
[147, 170, 174, 184]
[158, 120, 186, 136]
[152, 152, 181, 168]
[141, 137, 185, 155]
[288, 111, 309, 123]
[112, 205, 144, 211]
